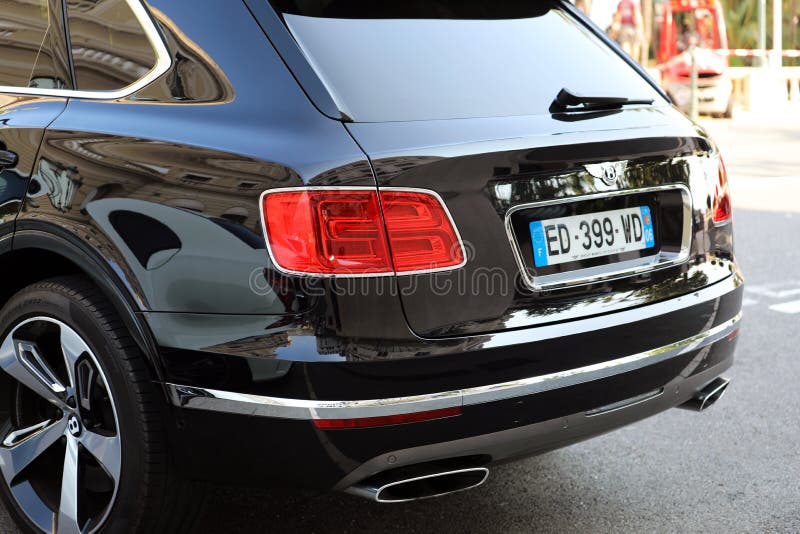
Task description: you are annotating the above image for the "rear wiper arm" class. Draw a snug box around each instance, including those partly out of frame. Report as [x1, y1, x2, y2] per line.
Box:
[550, 88, 654, 113]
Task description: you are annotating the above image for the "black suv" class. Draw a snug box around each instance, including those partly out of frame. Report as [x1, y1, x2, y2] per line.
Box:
[0, 1, 741, 532]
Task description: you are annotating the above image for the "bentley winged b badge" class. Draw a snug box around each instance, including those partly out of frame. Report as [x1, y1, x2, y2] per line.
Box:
[585, 161, 627, 186]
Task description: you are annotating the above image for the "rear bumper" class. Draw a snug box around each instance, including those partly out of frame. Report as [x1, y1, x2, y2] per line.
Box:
[668, 77, 732, 114]
[167, 312, 740, 422]
[335, 357, 733, 492]
[164, 274, 742, 490]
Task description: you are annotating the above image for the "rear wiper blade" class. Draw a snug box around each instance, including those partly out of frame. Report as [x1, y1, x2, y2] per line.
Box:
[550, 88, 654, 113]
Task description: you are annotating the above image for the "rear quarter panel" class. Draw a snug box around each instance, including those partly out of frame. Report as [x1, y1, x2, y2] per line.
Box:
[17, 0, 374, 317]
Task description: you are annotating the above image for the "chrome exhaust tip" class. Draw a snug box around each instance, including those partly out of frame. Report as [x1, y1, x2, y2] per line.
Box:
[346, 467, 489, 503]
[679, 377, 731, 412]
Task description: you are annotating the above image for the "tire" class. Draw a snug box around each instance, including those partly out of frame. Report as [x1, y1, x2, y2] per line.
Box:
[0, 276, 204, 533]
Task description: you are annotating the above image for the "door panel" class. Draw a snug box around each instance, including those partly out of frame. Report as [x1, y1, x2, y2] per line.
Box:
[0, 96, 68, 238]
[0, 0, 70, 238]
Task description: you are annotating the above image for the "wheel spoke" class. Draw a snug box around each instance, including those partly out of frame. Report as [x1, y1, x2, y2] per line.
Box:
[17, 341, 67, 394]
[57, 435, 82, 534]
[60, 326, 90, 389]
[0, 336, 68, 409]
[75, 360, 97, 415]
[2, 420, 53, 447]
[0, 418, 67, 483]
[81, 431, 120, 484]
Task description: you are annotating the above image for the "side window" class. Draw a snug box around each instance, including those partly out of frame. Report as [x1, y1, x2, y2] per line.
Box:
[66, 0, 157, 91]
[0, 0, 71, 89]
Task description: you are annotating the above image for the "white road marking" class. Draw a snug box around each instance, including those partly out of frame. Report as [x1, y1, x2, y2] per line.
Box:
[742, 297, 759, 307]
[769, 300, 800, 314]
[746, 283, 800, 299]
[748, 288, 800, 299]
[734, 176, 800, 186]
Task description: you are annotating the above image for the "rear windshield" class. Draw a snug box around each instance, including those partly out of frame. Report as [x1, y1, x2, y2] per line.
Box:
[269, 1, 665, 122]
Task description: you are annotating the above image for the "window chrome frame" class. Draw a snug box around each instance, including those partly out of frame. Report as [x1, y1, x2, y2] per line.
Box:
[504, 183, 693, 291]
[0, 0, 171, 100]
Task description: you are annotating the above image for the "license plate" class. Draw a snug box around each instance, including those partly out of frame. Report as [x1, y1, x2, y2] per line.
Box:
[529, 206, 655, 267]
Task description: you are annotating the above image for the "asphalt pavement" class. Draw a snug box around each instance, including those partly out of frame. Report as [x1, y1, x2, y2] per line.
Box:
[1, 109, 798, 533]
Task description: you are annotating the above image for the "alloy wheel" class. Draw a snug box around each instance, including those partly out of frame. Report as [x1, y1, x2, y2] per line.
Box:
[0, 317, 121, 533]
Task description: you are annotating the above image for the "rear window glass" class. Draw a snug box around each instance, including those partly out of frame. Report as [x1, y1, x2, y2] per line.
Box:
[269, 1, 664, 122]
[66, 0, 157, 91]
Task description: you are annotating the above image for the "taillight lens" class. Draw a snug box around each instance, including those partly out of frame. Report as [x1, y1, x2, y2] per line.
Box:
[261, 188, 464, 276]
[713, 158, 732, 224]
[381, 191, 465, 273]
[262, 190, 392, 275]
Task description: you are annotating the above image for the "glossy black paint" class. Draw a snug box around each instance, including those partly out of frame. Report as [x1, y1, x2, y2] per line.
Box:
[21, 0, 375, 316]
[0, 96, 66, 239]
[9, 226, 167, 386]
[155, 282, 742, 401]
[347, 113, 733, 338]
[171, 337, 738, 490]
[0, 0, 742, 493]
[242, 0, 343, 120]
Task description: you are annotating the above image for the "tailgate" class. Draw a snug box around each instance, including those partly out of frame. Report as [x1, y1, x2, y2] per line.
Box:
[347, 109, 733, 338]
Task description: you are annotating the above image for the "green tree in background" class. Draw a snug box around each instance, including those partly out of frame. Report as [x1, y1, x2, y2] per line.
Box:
[721, 0, 799, 65]
[723, 0, 760, 48]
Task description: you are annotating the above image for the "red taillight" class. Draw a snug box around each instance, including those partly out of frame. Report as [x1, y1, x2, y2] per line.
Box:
[381, 191, 465, 273]
[262, 190, 392, 275]
[261, 188, 464, 276]
[713, 158, 732, 224]
[312, 407, 462, 429]
[727, 327, 740, 342]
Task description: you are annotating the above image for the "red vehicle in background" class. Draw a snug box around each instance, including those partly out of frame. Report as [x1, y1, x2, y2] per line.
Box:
[657, 0, 733, 118]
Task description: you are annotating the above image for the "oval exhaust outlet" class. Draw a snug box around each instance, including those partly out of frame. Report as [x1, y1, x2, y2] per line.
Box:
[348, 468, 490, 503]
[679, 377, 731, 412]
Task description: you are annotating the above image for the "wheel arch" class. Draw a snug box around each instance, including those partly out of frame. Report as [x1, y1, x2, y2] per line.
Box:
[1, 224, 167, 390]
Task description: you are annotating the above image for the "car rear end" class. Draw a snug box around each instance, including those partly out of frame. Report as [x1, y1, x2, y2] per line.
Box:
[168, 0, 742, 499]
[658, 0, 733, 117]
[662, 49, 733, 117]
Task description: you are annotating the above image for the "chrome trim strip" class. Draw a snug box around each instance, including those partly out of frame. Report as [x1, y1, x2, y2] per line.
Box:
[167, 311, 741, 420]
[584, 388, 664, 417]
[257, 186, 468, 278]
[504, 183, 693, 291]
[0, 0, 171, 100]
[168, 385, 463, 420]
